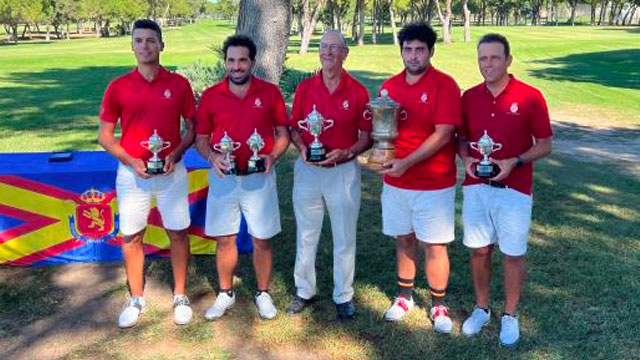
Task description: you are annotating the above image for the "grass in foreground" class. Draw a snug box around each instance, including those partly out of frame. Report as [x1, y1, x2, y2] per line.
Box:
[1, 151, 639, 360]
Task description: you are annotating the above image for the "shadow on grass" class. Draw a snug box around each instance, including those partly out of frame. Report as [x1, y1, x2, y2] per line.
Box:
[528, 49, 640, 90]
[0, 66, 132, 150]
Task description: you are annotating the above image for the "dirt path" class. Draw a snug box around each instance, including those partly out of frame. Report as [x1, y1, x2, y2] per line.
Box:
[551, 119, 640, 179]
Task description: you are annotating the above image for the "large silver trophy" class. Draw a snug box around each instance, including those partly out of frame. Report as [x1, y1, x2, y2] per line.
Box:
[213, 131, 241, 175]
[140, 129, 171, 174]
[361, 89, 406, 171]
[246, 128, 266, 174]
[469, 130, 503, 178]
[298, 105, 334, 162]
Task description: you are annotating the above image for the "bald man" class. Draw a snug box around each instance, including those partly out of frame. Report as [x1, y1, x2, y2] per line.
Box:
[287, 30, 372, 320]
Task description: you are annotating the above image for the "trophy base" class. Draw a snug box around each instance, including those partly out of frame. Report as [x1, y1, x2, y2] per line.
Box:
[246, 158, 266, 174]
[307, 146, 327, 162]
[474, 162, 500, 179]
[146, 160, 165, 175]
[357, 148, 394, 171]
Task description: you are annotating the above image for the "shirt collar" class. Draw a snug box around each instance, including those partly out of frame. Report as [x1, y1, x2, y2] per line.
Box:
[130, 66, 170, 82]
[314, 68, 352, 95]
[219, 74, 261, 98]
[483, 74, 516, 96]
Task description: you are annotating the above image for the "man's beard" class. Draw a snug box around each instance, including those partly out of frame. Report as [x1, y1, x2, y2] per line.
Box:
[405, 64, 427, 76]
[229, 72, 251, 85]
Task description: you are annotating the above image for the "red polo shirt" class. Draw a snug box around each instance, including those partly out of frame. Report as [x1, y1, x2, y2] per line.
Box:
[461, 75, 553, 195]
[195, 75, 289, 172]
[380, 67, 462, 190]
[100, 66, 196, 162]
[291, 69, 372, 150]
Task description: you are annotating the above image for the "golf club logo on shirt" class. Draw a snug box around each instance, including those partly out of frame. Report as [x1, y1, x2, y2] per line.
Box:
[420, 92, 428, 103]
[163, 89, 172, 99]
[254, 98, 263, 108]
[342, 100, 350, 110]
[509, 102, 519, 115]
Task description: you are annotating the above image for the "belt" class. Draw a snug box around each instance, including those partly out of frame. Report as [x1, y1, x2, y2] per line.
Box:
[487, 180, 508, 189]
[316, 159, 355, 168]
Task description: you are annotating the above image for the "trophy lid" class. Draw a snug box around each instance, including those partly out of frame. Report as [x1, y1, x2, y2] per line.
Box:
[306, 105, 326, 123]
[219, 131, 233, 145]
[149, 129, 163, 143]
[247, 128, 264, 146]
[369, 89, 400, 109]
[477, 130, 494, 146]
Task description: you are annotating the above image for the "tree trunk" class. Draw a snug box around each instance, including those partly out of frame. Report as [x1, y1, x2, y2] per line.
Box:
[569, 1, 577, 25]
[371, 0, 377, 44]
[590, 4, 596, 25]
[11, 24, 18, 43]
[463, 0, 471, 42]
[46, 24, 51, 41]
[236, 0, 291, 83]
[357, 0, 365, 45]
[351, 5, 358, 41]
[299, 0, 324, 54]
[435, 0, 452, 44]
[389, 0, 398, 45]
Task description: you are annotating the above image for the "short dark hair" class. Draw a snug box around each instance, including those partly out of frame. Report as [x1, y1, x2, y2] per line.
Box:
[222, 35, 257, 61]
[397, 22, 437, 51]
[132, 19, 163, 43]
[478, 33, 510, 58]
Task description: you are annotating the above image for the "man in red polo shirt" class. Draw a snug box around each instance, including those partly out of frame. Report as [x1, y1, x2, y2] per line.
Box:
[98, 19, 196, 328]
[378, 23, 461, 334]
[195, 35, 290, 320]
[286, 30, 372, 320]
[458, 33, 553, 347]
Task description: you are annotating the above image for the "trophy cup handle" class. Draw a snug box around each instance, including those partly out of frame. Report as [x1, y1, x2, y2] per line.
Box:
[232, 141, 241, 151]
[297, 120, 309, 132]
[399, 109, 408, 121]
[323, 119, 334, 131]
[492, 143, 503, 152]
[161, 141, 171, 152]
[140, 141, 150, 150]
[469, 142, 479, 152]
[363, 108, 373, 121]
[213, 143, 222, 152]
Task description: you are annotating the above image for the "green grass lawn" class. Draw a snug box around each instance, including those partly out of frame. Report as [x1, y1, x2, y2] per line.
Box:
[1, 20, 639, 360]
[0, 21, 639, 152]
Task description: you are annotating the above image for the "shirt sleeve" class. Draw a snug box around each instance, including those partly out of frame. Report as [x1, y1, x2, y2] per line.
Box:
[460, 91, 472, 138]
[434, 77, 462, 126]
[356, 85, 372, 132]
[99, 81, 120, 123]
[271, 87, 290, 127]
[530, 90, 553, 139]
[195, 91, 213, 135]
[181, 80, 197, 120]
[290, 82, 305, 130]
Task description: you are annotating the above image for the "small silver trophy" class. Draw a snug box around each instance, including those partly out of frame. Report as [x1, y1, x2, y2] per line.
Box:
[297, 105, 334, 162]
[246, 128, 266, 174]
[140, 129, 171, 174]
[469, 130, 503, 178]
[213, 131, 241, 175]
[362, 89, 407, 171]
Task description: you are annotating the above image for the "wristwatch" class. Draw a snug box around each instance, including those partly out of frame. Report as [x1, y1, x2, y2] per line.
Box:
[516, 155, 524, 167]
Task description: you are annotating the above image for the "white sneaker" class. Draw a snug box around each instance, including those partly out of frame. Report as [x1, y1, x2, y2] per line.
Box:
[429, 304, 453, 334]
[255, 292, 277, 320]
[500, 314, 520, 347]
[462, 306, 491, 336]
[204, 291, 235, 320]
[384, 296, 414, 322]
[173, 294, 193, 325]
[118, 297, 145, 329]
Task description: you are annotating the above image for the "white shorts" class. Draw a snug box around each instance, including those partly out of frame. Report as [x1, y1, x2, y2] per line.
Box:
[116, 161, 191, 236]
[381, 184, 455, 244]
[462, 184, 532, 256]
[205, 170, 281, 239]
